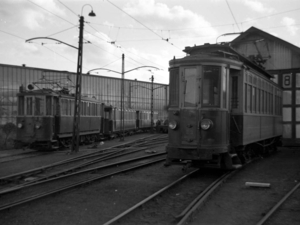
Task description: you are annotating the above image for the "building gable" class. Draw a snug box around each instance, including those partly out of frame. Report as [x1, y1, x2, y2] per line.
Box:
[231, 27, 300, 71]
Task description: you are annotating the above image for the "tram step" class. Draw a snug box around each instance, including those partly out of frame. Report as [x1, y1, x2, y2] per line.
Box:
[232, 164, 243, 169]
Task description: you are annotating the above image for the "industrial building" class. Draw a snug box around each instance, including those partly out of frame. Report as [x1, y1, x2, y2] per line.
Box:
[0, 63, 169, 126]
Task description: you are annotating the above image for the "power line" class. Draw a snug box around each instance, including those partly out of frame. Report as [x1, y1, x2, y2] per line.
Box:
[27, 0, 76, 26]
[241, 7, 300, 23]
[225, 0, 241, 31]
[56, 0, 78, 17]
[106, 0, 182, 51]
[0, 29, 26, 40]
[47, 26, 78, 37]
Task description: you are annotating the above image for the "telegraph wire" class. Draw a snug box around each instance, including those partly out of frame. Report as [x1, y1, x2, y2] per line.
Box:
[27, 0, 76, 26]
[106, 0, 182, 51]
[225, 0, 241, 31]
[90, 6, 300, 33]
[241, 7, 300, 23]
[47, 26, 78, 37]
[56, 0, 78, 17]
[0, 29, 26, 40]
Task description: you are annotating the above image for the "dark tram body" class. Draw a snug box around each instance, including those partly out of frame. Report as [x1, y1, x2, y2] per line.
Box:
[166, 44, 282, 169]
[15, 88, 158, 150]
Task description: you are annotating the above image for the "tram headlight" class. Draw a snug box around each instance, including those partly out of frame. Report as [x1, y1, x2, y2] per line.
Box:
[168, 120, 177, 130]
[17, 123, 23, 129]
[35, 123, 41, 129]
[200, 119, 213, 130]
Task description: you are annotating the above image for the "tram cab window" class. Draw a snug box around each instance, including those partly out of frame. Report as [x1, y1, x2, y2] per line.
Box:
[34, 96, 45, 115]
[24, 96, 45, 116]
[183, 67, 197, 107]
[18, 96, 24, 115]
[202, 66, 220, 107]
[26, 97, 33, 115]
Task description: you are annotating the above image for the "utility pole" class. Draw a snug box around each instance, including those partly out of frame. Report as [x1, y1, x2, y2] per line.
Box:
[150, 75, 154, 133]
[120, 54, 125, 141]
[71, 16, 84, 153]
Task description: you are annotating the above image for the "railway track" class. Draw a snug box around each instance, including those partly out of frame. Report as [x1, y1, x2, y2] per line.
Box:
[256, 181, 300, 225]
[0, 134, 167, 186]
[0, 153, 166, 212]
[102, 169, 237, 225]
[0, 151, 51, 163]
[0, 134, 168, 210]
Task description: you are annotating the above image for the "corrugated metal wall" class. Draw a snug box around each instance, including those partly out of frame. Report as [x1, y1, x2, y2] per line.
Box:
[0, 64, 169, 125]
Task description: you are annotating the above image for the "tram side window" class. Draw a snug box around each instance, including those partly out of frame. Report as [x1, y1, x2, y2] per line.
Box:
[46, 96, 52, 115]
[246, 84, 251, 112]
[18, 96, 24, 115]
[26, 97, 33, 115]
[70, 99, 74, 116]
[222, 69, 227, 108]
[203, 66, 220, 107]
[61, 99, 68, 116]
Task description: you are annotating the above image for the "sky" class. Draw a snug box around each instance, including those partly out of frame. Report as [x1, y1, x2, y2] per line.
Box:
[0, 0, 299, 84]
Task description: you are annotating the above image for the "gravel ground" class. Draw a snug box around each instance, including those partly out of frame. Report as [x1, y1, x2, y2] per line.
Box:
[1, 140, 299, 225]
[188, 147, 300, 225]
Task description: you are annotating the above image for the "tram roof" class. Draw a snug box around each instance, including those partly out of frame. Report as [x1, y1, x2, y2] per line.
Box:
[183, 43, 273, 79]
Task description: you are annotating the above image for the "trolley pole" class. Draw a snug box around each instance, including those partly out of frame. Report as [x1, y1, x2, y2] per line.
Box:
[120, 54, 125, 141]
[71, 16, 84, 153]
[150, 75, 154, 133]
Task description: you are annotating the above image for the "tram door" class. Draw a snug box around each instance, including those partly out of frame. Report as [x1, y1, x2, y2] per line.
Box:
[180, 67, 201, 149]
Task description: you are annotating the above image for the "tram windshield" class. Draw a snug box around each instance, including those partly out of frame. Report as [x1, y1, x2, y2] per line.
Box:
[202, 66, 221, 107]
[183, 67, 197, 107]
[18, 95, 51, 116]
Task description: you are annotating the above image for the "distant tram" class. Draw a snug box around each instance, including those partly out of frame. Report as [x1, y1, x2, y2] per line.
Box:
[15, 87, 158, 150]
[165, 44, 282, 169]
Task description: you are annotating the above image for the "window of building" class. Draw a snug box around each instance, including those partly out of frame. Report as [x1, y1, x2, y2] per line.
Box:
[283, 107, 292, 121]
[296, 73, 300, 87]
[283, 91, 292, 105]
[283, 124, 292, 138]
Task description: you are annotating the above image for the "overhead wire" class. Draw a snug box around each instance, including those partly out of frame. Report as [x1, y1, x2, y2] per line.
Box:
[47, 26, 78, 37]
[0, 29, 26, 40]
[27, 0, 76, 26]
[106, 0, 182, 51]
[225, 0, 241, 31]
[56, 0, 78, 17]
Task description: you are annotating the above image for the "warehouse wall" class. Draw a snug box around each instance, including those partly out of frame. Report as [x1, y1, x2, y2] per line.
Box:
[0, 64, 169, 125]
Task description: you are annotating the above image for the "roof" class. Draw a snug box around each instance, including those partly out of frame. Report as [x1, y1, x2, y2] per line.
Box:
[183, 43, 273, 78]
[231, 26, 300, 55]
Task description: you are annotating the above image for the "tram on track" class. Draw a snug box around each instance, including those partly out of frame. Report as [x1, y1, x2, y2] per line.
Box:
[165, 43, 283, 169]
[14, 87, 158, 150]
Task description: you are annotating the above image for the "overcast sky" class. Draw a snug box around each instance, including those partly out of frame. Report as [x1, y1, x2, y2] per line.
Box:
[0, 0, 299, 84]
